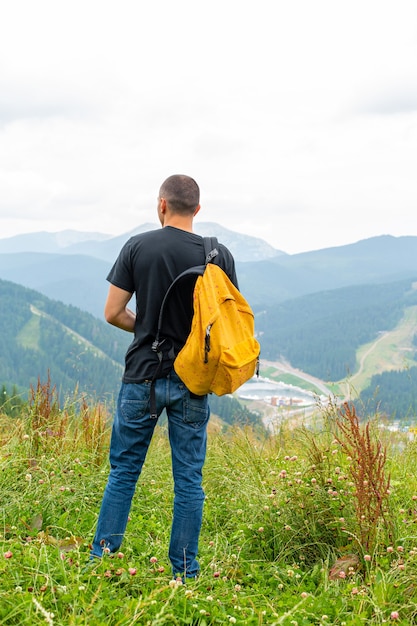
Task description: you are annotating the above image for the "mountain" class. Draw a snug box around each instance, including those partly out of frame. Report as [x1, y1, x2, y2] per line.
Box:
[2, 229, 417, 318]
[0, 229, 113, 254]
[0, 278, 129, 402]
[0, 222, 285, 263]
[0, 252, 112, 319]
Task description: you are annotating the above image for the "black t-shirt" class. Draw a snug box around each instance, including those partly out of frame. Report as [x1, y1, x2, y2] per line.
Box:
[107, 226, 238, 383]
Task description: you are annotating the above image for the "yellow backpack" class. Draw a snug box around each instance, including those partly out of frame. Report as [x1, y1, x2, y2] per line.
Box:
[151, 238, 260, 403]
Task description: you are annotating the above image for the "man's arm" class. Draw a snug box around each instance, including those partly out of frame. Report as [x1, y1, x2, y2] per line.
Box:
[104, 284, 136, 332]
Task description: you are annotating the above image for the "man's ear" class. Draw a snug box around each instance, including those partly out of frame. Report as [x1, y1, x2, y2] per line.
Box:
[193, 204, 201, 217]
[160, 198, 167, 214]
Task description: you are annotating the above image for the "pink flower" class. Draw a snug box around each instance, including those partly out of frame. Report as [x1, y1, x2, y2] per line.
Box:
[390, 611, 400, 620]
[338, 571, 346, 579]
[117, 552, 124, 559]
[364, 554, 371, 561]
[387, 546, 394, 553]
[4, 551, 13, 559]
[128, 567, 137, 576]
[149, 556, 158, 564]
[213, 571, 220, 578]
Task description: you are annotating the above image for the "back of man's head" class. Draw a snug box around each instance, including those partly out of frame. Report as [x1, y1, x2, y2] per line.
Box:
[159, 175, 200, 215]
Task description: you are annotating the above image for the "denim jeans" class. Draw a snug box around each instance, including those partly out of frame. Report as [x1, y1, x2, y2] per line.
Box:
[90, 370, 210, 579]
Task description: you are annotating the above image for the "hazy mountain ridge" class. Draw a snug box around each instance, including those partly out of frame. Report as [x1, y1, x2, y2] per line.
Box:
[2, 229, 417, 319]
[0, 222, 285, 263]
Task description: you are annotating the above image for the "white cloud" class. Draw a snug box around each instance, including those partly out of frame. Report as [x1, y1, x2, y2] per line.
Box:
[0, 0, 416, 253]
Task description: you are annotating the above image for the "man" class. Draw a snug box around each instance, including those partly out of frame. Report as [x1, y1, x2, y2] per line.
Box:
[90, 174, 238, 580]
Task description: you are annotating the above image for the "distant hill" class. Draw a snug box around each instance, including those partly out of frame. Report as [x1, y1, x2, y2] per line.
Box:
[0, 222, 285, 263]
[0, 278, 129, 402]
[257, 278, 417, 381]
[2, 230, 417, 317]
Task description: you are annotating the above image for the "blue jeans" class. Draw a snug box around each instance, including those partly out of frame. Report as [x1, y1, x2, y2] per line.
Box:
[90, 371, 210, 578]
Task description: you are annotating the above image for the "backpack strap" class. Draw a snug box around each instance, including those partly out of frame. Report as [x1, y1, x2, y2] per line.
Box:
[148, 236, 219, 418]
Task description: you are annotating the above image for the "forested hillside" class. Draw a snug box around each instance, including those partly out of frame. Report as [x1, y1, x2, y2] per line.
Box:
[3, 273, 417, 423]
[0, 279, 129, 402]
[257, 279, 417, 381]
[359, 363, 417, 424]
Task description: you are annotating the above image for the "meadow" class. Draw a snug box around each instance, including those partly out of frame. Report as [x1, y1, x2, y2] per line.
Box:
[1, 379, 417, 625]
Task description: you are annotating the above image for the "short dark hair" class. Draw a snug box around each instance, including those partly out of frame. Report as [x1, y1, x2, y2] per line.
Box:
[159, 175, 200, 215]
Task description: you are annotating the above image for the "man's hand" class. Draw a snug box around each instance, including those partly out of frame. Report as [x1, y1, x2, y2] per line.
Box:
[104, 284, 136, 332]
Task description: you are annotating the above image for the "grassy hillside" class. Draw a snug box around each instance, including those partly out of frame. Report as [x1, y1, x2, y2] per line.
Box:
[0, 278, 128, 402]
[1, 393, 417, 624]
[257, 279, 417, 382]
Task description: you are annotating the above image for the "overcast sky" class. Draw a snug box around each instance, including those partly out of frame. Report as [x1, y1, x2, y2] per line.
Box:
[0, 0, 416, 254]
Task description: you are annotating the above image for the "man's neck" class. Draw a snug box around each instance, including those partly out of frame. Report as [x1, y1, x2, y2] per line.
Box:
[162, 215, 194, 232]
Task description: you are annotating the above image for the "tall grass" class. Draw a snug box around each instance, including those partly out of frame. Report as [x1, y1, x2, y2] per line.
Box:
[1, 382, 417, 624]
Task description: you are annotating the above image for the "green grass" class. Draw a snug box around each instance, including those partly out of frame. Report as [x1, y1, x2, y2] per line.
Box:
[1, 390, 417, 625]
[17, 314, 41, 350]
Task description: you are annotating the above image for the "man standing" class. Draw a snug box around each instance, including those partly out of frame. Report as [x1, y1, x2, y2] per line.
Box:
[90, 175, 238, 580]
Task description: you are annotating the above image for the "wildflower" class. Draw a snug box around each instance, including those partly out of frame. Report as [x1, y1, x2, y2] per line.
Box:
[229, 617, 237, 624]
[234, 584, 241, 591]
[387, 546, 394, 553]
[117, 552, 124, 558]
[412, 495, 417, 501]
[157, 566, 165, 573]
[128, 567, 137, 575]
[397, 546, 404, 553]
[26, 474, 32, 481]
[32, 598, 54, 626]
[149, 556, 158, 564]
[4, 551, 13, 559]
[213, 571, 220, 578]
[300, 592, 309, 598]
[258, 527, 264, 533]
[104, 570, 112, 577]
[338, 571, 346, 579]
[390, 611, 400, 620]
[364, 555, 371, 562]
[206, 595, 214, 601]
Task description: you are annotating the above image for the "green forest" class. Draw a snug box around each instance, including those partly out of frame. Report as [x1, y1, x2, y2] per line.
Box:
[256, 279, 417, 381]
[0, 279, 128, 403]
[3, 276, 417, 424]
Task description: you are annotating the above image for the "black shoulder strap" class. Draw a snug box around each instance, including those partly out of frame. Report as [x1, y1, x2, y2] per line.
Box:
[149, 236, 219, 418]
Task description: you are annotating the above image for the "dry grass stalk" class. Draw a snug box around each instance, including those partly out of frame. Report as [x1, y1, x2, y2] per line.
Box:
[335, 401, 392, 554]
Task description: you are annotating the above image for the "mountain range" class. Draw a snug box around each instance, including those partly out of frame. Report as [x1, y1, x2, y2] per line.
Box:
[2, 224, 417, 318]
[1, 225, 417, 421]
